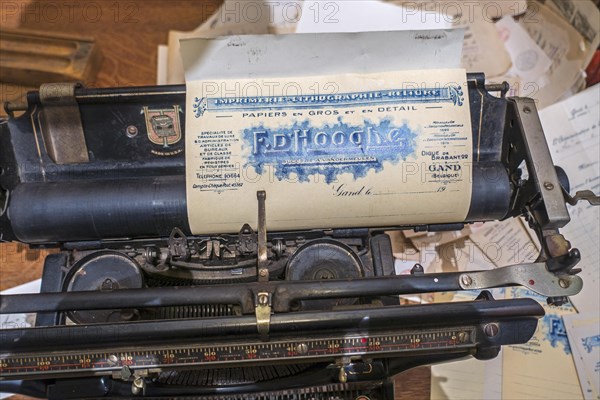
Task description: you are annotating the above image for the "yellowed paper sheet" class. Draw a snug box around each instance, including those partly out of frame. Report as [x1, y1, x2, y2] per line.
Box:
[539, 84, 600, 314]
[431, 356, 503, 400]
[431, 291, 503, 399]
[406, 229, 473, 273]
[166, 1, 271, 84]
[546, 0, 600, 67]
[503, 288, 583, 400]
[495, 15, 552, 84]
[469, 218, 540, 268]
[563, 313, 600, 400]
[518, 1, 587, 108]
[459, 13, 511, 77]
[184, 69, 472, 234]
[167, 24, 271, 84]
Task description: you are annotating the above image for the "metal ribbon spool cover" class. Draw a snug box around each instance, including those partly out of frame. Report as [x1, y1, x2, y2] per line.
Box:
[286, 239, 364, 310]
[64, 251, 144, 324]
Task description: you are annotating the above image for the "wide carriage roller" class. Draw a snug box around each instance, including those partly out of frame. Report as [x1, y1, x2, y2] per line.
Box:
[1, 77, 516, 244]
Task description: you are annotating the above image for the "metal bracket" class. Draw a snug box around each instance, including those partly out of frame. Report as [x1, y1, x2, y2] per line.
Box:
[167, 227, 190, 261]
[131, 376, 146, 396]
[111, 366, 148, 395]
[459, 262, 583, 297]
[563, 189, 600, 206]
[38, 82, 89, 165]
[333, 357, 352, 383]
[111, 366, 150, 381]
[506, 98, 570, 229]
[112, 366, 133, 381]
[255, 292, 272, 341]
[257, 191, 269, 282]
[237, 224, 257, 255]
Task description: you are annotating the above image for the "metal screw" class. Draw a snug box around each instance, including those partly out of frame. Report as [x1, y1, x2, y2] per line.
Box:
[108, 354, 119, 365]
[126, 125, 138, 138]
[120, 366, 133, 380]
[259, 269, 268, 278]
[101, 279, 116, 290]
[296, 343, 308, 355]
[411, 264, 424, 275]
[258, 293, 269, 306]
[559, 279, 570, 288]
[144, 247, 158, 263]
[315, 269, 335, 280]
[484, 323, 500, 338]
[461, 275, 473, 287]
[523, 106, 532, 114]
[544, 182, 555, 191]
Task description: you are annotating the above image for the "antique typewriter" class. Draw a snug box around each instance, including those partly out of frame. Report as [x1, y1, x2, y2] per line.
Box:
[0, 74, 598, 400]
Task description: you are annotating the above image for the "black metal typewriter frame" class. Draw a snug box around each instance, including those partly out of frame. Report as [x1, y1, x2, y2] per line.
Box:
[0, 74, 597, 399]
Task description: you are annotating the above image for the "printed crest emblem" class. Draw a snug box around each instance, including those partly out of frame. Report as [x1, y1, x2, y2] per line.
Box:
[143, 106, 182, 148]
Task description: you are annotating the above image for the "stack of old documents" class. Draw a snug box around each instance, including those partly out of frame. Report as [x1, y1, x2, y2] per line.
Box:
[159, 0, 599, 111]
[429, 85, 599, 400]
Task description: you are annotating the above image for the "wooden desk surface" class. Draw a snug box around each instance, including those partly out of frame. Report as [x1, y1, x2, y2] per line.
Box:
[0, 2, 430, 398]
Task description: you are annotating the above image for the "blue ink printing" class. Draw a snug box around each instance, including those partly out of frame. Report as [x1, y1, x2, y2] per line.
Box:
[542, 315, 571, 355]
[581, 335, 600, 354]
[242, 118, 418, 183]
[193, 86, 464, 118]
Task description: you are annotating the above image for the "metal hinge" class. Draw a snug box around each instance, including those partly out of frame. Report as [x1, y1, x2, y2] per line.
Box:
[38, 82, 89, 164]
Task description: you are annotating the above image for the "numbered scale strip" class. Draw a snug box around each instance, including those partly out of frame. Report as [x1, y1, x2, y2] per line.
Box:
[0, 327, 475, 380]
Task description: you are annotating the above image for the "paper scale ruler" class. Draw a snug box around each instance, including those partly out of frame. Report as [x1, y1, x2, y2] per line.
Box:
[0, 327, 476, 380]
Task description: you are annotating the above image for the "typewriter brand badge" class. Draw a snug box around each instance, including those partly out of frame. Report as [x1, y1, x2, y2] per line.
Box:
[143, 106, 182, 151]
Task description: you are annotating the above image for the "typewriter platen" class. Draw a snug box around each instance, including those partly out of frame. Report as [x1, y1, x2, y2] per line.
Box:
[0, 74, 598, 400]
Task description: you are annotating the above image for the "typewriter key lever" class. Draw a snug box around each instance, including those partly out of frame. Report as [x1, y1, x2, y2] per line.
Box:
[255, 191, 274, 340]
[256, 191, 269, 282]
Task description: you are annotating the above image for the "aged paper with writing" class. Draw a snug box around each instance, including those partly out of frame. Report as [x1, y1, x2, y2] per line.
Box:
[563, 313, 600, 400]
[469, 218, 540, 268]
[503, 288, 583, 399]
[539, 84, 600, 314]
[184, 69, 473, 234]
[518, 1, 588, 108]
